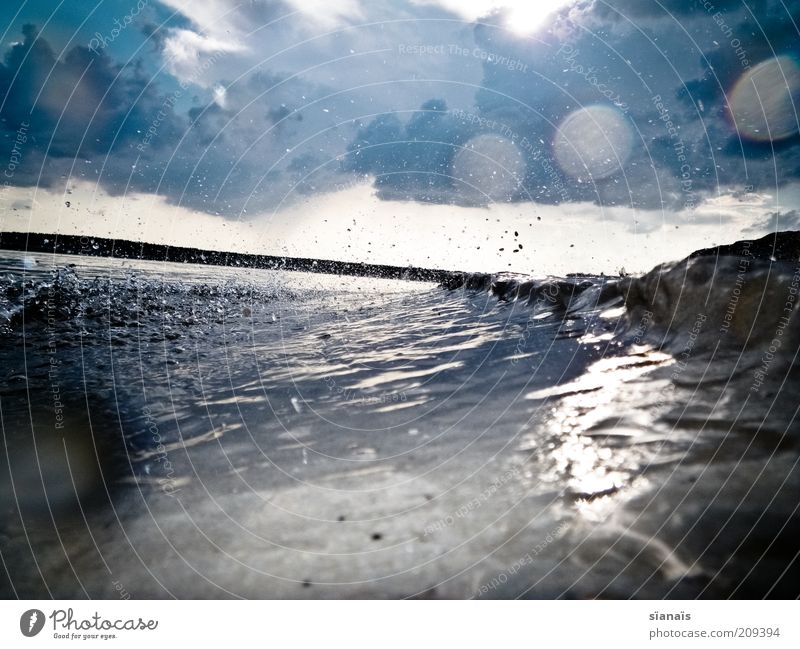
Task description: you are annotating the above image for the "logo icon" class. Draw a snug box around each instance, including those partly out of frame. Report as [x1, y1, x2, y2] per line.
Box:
[20, 609, 45, 637]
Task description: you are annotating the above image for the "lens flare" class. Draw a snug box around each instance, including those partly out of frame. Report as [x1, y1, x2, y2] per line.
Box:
[451, 134, 526, 201]
[729, 55, 800, 142]
[553, 105, 633, 181]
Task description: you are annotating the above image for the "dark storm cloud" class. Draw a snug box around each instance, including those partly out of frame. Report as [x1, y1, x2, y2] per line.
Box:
[744, 209, 800, 232]
[0, 24, 183, 192]
[0, 26, 167, 154]
[593, 0, 747, 20]
[347, 0, 800, 212]
[2, 0, 799, 220]
[140, 21, 169, 51]
[343, 99, 479, 204]
[1, 0, 474, 217]
[0, 21, 348, 215]
[143, 67, 349, 214]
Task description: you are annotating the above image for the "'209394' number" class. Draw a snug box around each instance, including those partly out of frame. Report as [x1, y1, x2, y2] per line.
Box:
[736, 628, 780, 638]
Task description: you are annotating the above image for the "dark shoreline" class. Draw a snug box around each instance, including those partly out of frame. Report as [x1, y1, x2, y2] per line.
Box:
[0, 231, 464, 283]
[2, 229, 798, 285]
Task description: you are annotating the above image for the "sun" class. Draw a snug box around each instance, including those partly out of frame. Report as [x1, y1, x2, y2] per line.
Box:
[501, 1, 574, 35]
[414, 0, 576, 35]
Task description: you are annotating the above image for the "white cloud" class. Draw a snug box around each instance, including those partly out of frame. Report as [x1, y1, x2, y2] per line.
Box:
[412, 0, 578, 33]
[284, 0, 364, 26]
[161, 28, 246, 86]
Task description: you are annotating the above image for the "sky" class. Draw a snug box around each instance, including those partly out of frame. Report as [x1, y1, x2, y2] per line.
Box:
[0, 0, 799, 274]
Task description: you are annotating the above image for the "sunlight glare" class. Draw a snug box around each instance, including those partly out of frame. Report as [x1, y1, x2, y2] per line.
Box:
[414, 0, 576, 35]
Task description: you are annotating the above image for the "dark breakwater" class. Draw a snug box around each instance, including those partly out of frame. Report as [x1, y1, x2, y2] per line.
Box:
[0, 231, 462, 283]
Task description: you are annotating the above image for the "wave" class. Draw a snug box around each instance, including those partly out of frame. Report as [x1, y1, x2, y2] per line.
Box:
[0, 264, 293, 338]
[445, 230, 800, 366]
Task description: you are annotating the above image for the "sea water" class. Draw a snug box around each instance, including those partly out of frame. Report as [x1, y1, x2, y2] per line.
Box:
[0, 250, 797, 598]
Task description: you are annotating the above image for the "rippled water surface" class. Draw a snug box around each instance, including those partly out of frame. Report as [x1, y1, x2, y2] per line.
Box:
[1, 251, 798, 598]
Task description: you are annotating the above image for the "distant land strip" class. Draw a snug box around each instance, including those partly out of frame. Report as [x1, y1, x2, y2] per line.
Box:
[0, 231, 466, 283]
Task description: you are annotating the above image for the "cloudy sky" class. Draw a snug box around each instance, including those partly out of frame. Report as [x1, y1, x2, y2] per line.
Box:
[0, 0, 798, 273]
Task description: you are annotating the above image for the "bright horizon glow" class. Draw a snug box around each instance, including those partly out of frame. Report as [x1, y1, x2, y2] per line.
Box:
[2, 180, 794, 277]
